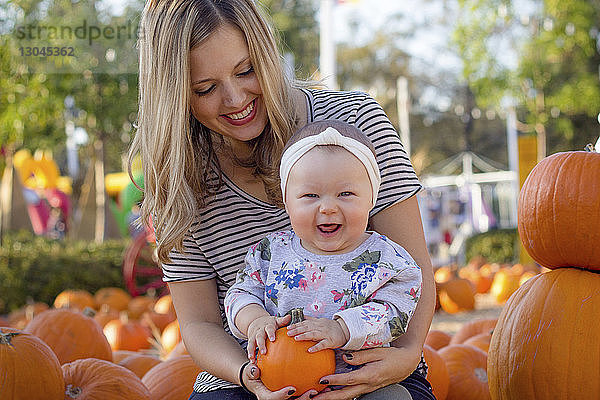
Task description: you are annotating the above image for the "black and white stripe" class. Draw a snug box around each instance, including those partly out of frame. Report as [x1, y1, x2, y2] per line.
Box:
[162, 88, 423, 392]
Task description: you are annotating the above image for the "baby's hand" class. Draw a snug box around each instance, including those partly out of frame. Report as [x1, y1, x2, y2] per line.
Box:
[286, 316, 350, 353]
[247, 314, 291, 361]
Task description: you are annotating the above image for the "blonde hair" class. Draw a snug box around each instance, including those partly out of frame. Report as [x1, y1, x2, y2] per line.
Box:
[129, 0, 298, 263]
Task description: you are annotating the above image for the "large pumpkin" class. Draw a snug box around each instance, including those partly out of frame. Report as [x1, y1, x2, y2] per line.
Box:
[438, 344, 490, 400]
[142, 355, 202, 400]
[25, 307, 113, 364]
[488, 268, 600, 399]
[63, 358, 151, 400]
[54, 289, 96, 310]
[256, 308, 336, 395]
[518, 150, 600, 270]
[0, 328, 65, 400]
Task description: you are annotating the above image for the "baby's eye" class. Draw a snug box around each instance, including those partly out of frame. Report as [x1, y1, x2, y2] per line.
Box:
[302, 193, 318, 198]
[339, 191, 354, 197]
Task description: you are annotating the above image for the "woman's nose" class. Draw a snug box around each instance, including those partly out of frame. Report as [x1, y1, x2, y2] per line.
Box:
[222, 80, 245, 108]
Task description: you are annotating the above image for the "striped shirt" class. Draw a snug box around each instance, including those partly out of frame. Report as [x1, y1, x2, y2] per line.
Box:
[161, 88, 423, 392]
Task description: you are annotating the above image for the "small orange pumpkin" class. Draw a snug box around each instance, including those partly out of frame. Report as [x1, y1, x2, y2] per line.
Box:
[0, 327, 65, 400]
[118, 353, 162, 379]
[54, 289, 95, 310]
[256, 308, 336, 395]
[463, 332, 492, 354]
[438, 278, 475, 314]
[25, 307, 112, 364]
[142, 355, 202, 400]
[103, 312, 152, 351]
[423, 344, 450, 400]
[425, 329, 452, 350]
[161, 319, 182, 354]
[518, 150, 600, 270]
[63, 358, 151, 400]
[449, 318, 497, 345]
[438, 344, 490, 400]
[94, 287, 132, 312]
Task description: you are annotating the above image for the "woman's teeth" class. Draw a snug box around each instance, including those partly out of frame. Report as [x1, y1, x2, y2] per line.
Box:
[227, 101, 254, 120]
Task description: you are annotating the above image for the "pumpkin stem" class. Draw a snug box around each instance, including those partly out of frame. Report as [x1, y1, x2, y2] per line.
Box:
[584, 143, 597, 152]
[289, 308, 305, 325]
[65, 384, 82, 399]
[0, 329, 21, 347]
[82, 307, 96, 318]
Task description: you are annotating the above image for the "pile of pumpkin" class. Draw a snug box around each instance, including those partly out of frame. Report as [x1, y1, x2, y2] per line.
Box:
[423, 318, 498, 400]
[434, 258, 543, 314]
[0, 288, 197, 400]
[486, 149, 600, 399]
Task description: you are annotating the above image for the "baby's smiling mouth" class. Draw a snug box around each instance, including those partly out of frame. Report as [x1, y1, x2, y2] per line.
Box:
[317, 224, 341, 234]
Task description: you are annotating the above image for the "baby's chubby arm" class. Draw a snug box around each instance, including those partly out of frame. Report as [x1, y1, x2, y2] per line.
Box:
[286, 315, 350, 352]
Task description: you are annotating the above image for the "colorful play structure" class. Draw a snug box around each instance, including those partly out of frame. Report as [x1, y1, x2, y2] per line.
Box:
[12, 149, 72, 238]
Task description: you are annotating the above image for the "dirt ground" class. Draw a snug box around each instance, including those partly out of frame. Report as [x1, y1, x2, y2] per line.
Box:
[430, 293, 505, 335]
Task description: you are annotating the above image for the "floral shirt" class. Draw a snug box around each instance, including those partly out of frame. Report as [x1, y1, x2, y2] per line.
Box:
[224, 230, 422, 373]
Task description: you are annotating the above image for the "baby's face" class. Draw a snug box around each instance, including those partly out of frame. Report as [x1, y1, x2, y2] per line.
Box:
[284, 146, 373, 255]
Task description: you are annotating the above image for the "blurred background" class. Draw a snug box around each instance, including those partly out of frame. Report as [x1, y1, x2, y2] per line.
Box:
[1, 0, 599, 309]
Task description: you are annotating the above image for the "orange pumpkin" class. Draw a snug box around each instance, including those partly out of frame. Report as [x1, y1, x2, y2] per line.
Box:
[489, 268, 519, 303]
[518, 150, 600, 270]
[7, 302, 49, 329]
[438, 344, 490, 400]
[449, 318, 497, 345]
[0, 327, 65, 400]
[161, 319, 182, 354]
[118, 353, 162, 379]
[63, 358, 151, 400]
[424, 329, 452, 350]
[423, 344, 449, 400]
[94, 287, 132, 312]
[463, 332, 492, 354]
[142, 355, 202, 400]
[488, 268, 600, 399]
[25, 307, 112, 364]
[438, 278, 475, 314]
[153, 294, 176, 315]
[256, 308, 336, 395]
[166, 340, 189, 360]
[128, 296, 156, 319]
[93, 304, 120, 328]
[103, 312, 152, 351]
[54, 289, 95, 310]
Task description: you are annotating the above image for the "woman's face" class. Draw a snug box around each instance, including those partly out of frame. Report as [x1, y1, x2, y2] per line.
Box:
[189, 24, 268, 150]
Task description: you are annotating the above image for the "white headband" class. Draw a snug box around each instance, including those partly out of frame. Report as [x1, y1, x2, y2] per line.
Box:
[280, 127, 381, 206]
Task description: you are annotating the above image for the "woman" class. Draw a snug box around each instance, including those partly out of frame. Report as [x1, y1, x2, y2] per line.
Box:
[129, 1, 436, 399]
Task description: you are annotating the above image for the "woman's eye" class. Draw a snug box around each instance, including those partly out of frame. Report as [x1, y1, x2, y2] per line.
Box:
[238, 66, 254, 76]
[194, 86, 215, 96]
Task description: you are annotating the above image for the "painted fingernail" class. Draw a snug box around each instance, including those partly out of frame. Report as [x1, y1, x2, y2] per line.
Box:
[344, 353, 353, 360]
[309, 395, 316, 399]
[319, 379, 329, 385]
[288, 389, 296, 395]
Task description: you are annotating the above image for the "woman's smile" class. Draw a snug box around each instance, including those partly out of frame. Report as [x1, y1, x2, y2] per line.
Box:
[221, 99, 257, 126]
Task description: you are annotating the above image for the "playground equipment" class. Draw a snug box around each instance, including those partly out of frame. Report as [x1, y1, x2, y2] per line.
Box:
[105, 164, 166, 297]
[12, 149, 72, 237]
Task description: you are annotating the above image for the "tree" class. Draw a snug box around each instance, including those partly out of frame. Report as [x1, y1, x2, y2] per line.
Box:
[453, 0, 600, 157]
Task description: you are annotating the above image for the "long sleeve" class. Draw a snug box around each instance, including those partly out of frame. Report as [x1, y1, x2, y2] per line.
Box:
[333, 241, 422, 350]
[224, 237, 271, 339]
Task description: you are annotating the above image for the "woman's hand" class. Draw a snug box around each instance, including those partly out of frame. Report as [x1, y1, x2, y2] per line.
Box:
[310, 346, 420, 400]
[242, 361, 318, 400]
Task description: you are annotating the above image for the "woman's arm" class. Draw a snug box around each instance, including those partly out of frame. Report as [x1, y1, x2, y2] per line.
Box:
[169, 279, 249, 384]
[312, 195, 435, 399]
[371, 195, 435, 359]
